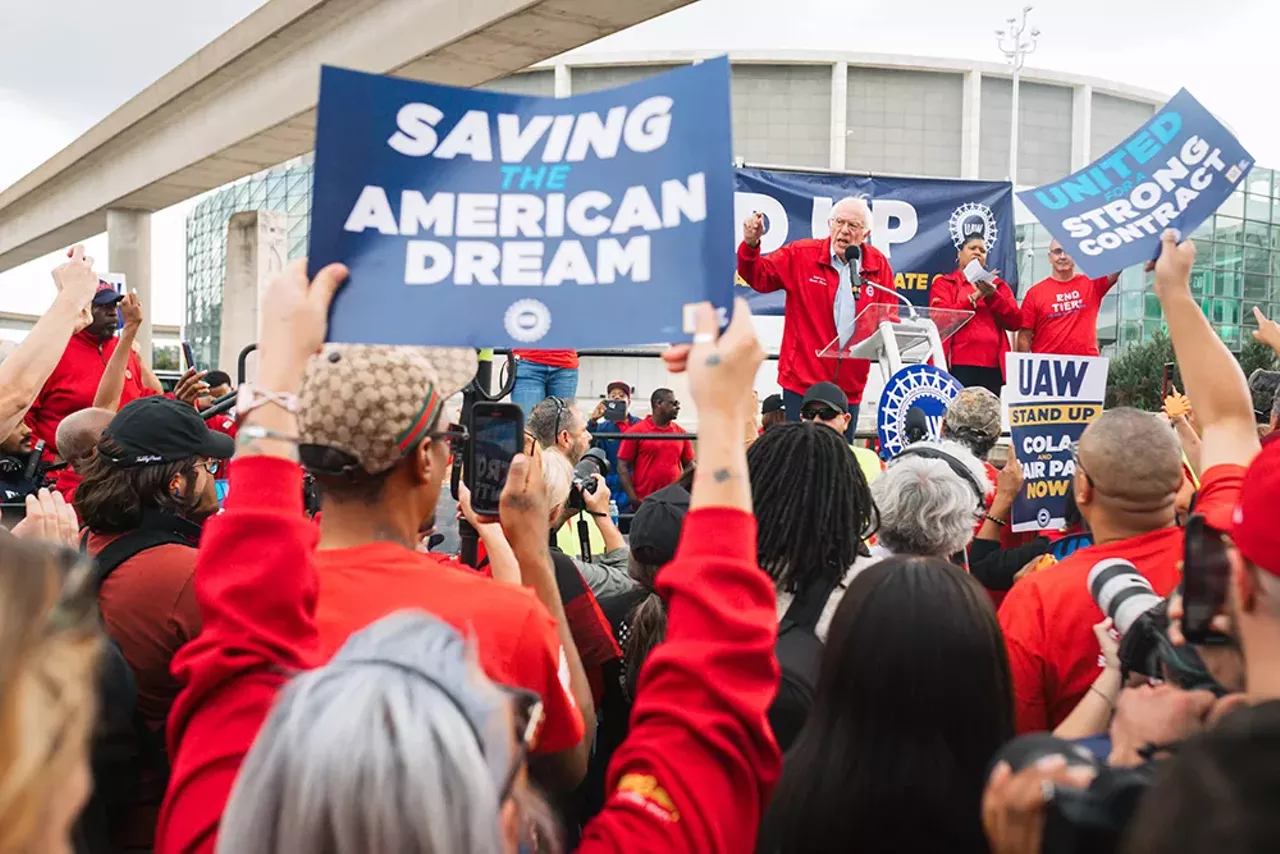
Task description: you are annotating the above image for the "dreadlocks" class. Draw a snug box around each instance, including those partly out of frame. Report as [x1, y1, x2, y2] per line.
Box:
[747, 421, 879, 594]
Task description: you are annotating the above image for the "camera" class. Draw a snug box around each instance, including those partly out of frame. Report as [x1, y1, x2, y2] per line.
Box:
[566, 447, 610, 512]
[991, 733, 1157, 854]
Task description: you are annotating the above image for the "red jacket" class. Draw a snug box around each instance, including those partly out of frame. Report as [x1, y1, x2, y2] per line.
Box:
[157, 456, 781, 853]
[738, 238, 897, 404]
[929, 271, 1022, 378]
[26, 330, 156, 457]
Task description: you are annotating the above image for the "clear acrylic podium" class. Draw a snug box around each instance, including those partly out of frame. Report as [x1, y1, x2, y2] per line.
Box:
[816, 304, 974, 377]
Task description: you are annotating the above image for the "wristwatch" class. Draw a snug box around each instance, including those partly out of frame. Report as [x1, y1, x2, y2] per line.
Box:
[236, 383, 299, 421]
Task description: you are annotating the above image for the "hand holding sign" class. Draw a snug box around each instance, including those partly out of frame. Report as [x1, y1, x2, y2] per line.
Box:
[1152, 229, 1197, 303]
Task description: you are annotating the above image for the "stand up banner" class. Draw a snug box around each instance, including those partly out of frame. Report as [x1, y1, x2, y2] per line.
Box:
[310, 59, 735, 348]
[1005, 353, 1109, 533]
[1018, 89, 1253, 278]
[734, 168, 1017, 313]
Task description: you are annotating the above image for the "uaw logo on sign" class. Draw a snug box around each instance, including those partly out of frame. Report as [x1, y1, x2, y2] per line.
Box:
[948, 203, 998, 251]
[876, 364, 963, 460]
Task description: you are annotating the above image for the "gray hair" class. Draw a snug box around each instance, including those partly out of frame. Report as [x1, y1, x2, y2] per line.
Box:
[218, 611, 552, 854]
[542, 448, 573, 522]
[526, 397, 580, 450]
[829, 196, 872, 225]
[872, 442, 988, 558]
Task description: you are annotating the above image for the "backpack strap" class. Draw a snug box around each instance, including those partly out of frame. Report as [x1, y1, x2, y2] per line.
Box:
[779, 566, 844, 636]
[93, 528, 194, 589]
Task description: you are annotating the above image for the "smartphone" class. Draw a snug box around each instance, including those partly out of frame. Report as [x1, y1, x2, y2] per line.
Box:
[1161, 362, 1179, 401]
[1182, 513, 1233, 645]
[465, 402, 524, 516]
[604, 399, 627, 423]
[182, 341, 196, 372]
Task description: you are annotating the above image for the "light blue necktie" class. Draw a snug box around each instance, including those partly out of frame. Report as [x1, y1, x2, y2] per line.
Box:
[832, 252, 859, 348]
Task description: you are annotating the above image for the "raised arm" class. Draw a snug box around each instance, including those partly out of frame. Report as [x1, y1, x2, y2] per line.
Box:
[737, 212, 789, 295]
[580, 299, 780, 854]
[0, 246, 99, 438]
[93, 294, 143, 411]
[1153, 230, 1259, 471]
[157, 259, 349, 854]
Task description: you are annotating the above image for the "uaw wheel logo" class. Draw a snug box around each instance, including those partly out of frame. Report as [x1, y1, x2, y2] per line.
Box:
[948, 202, 998, 250]
[876, 365, 964, 459]
[505, 299, 552, 343]
[1037, 507, 1053, 528]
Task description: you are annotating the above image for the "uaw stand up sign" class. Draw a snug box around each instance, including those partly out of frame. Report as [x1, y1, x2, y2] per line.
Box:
[309, 61, 736, 348]
[876, 364, 963, 459]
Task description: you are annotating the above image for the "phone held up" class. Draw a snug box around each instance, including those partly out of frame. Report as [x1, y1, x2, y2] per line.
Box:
[464, 401, 524, 516]
[1181, 513, 1233, 645]
[603, 399, 627, 423]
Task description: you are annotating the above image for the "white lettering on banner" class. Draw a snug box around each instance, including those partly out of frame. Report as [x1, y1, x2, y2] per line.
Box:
[733, 192, 921, 259]
[1061, 135, 1233, 256]
[734, 192, 790, 252]
[404, 237, 651, 286]
[386, 97, 674, 163]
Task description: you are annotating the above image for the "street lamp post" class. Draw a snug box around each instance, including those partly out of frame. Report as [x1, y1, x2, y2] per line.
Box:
[996, 6, 1039, 185]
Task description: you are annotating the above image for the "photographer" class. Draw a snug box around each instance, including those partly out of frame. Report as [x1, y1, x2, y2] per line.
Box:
[998, 234, 1259, 735]
[587, 380, 642, 518]
[555, 453, 636, 600]
[0, 419, 45, 503]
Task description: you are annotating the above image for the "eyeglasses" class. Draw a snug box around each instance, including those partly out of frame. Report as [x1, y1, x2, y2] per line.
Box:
[498, 688, 545, 802]
[801, 407, 842, 421]
[195, 459, 221, 476]
[1049, 248, 1069, 257]
[831, 217, 867, 232]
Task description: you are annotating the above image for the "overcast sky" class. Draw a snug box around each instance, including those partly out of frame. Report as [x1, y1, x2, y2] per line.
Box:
[1, 0, 1273, 327]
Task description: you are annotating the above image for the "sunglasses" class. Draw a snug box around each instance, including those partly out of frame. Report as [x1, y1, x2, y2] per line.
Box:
[801, 407, 842, 421]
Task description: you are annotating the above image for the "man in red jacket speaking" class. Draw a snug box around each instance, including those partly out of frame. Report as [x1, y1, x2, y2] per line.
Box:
[737, 196, 898, 437]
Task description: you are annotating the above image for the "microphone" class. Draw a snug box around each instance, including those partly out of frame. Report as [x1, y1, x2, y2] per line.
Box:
[845, 245, 918, 319]
[904, 407, 930, 444]
[23, 440, 44, 483]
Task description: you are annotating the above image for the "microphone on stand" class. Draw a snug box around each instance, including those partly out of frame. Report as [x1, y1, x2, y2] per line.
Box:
[844, 245, 918, 319]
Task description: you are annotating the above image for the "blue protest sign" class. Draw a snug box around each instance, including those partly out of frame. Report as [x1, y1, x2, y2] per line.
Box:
[876, 364, 963, 459]
[1005, 353, 1108, 532]
[1018, 89, 1253, 279]
[309, 61, 735, 348]
[734, 168, 1016, 313]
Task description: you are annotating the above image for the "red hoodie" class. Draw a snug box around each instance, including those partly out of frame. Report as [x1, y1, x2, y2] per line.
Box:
[26, 329, 156, 457]
[156, 456, 781, 853]
[929, 270, 1022, 378]
[738, 237, 897, 404]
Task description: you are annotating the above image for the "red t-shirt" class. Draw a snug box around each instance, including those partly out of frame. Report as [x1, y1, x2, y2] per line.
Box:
[313, 543, 583, 755]
[617, 415, 694, 501]
[998, 463, 1244, 733]
[513, 349, 579, 370]
[1019, 274, 1116, 357]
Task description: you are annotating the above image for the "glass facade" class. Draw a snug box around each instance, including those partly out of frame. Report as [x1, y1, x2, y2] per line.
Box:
[184, 155, 314, 367]
[1016, 169, 1280, 354]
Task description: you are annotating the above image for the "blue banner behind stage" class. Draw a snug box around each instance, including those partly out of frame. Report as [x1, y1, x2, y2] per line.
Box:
[310, 61, 735, 349]
[733, 168, 1017, 315]
[1019, 89, 1254, 279]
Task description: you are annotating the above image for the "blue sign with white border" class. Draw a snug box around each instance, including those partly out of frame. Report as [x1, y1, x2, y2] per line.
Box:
[877, 364, 963, 459]
[1018, 88, 1253, 279]
[309, 60, 735, 348]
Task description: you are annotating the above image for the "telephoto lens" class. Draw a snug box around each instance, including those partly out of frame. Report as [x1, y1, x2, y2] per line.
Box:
[566, 447, 610, 511]
[1088, 558, 1164, 636]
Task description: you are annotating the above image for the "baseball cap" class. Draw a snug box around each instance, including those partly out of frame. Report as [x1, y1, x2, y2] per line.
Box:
[100, 396, 234, 466]
[945, 386, 1003, 437]
[761, 393, 783, 415]
[298, 344, 477, 476]
[1231, 439, 1280, 576]
[92, 283, 125, 306]
[801, 382, 848, 414]
[628, 482, 690, 567]
[607, 380, 632, 397]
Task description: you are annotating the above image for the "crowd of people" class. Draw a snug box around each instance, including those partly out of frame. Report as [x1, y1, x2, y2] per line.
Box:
[0, 217, 1278, 854]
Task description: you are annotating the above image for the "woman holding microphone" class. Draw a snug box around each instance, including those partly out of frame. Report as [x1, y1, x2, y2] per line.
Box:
[928, 235, 1022, 395]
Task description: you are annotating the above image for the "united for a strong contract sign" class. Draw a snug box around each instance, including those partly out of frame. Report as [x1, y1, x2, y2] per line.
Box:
[309, 61, 735, 348]
[1019, 88, 1253, 278]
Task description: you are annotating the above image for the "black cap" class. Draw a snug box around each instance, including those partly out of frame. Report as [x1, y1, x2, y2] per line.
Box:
[801, 381, 848, 414]
[628, 482, 690, 567]
[92, 284, 125, 306]
[101, 396, 234, 467]
[761, 393, 783, 415]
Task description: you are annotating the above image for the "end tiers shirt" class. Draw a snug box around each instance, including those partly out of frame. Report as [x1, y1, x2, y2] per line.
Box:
[1019, 273, 1116, 357]
[617, 416, 694, 501]
[313, 543, 584, 755]
[998, 463, 1244, 733]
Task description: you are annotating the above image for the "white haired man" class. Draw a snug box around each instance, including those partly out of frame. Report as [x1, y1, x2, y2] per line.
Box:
[738, 196, 898, 437]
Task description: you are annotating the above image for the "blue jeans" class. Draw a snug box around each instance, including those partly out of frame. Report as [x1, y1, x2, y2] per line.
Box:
[783, 388, 859, 443]
[511, 361, 580, 415]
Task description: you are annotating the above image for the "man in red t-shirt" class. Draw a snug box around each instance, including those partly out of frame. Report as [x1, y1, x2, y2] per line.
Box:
[296, 343, 594, 790]
[617, 387, 694, 506]
[511, 349, 579, 416]
[999, 230, 1260, 733]
[1016, 240, 1120, 357]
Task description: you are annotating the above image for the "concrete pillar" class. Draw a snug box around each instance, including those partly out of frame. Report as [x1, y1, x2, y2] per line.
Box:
[219, 210, 287, 381]
[961, 70, 982, 179]
[830, 61, 849, 171]
[554, 64, 571, 98]
[1071, 84, 1093, 171]
[106, 209, 152, 365]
